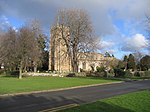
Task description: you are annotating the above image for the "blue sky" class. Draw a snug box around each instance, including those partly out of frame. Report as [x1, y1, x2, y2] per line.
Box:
[0, 0, 150, 59]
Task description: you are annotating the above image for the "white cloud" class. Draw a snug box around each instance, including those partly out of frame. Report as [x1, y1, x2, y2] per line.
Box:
[0, 15, 11, 31]
[99, 40, 116, 54]
[108, 49, 116, 54]
[0, 0, 150, 57]
[101, 40, 114, 49]
[0, 0, 149, 36]
[0, 15, 19, 32]
[121, 34, 149, 52]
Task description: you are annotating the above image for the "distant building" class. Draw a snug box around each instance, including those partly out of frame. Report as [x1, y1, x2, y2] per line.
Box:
[49, 25, 116, 73]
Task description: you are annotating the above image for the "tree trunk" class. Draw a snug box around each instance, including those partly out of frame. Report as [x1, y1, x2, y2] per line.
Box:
[34, 66, 37, 72]
[71, 60, 78, 72]
[71, 48, 78, 72]
[19, 61, 23, 79]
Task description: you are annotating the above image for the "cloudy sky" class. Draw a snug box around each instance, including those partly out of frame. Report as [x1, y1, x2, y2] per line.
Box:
[0, 0, 150, 59]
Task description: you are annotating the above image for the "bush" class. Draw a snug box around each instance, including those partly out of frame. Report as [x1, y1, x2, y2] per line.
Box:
[66, 73, 76, 77]
[134, 71, 150, 77]
[124, 70, 133, 78]
[108, 69, 114, 74]
[95, 71, 107, 77]
[6, 71, 19, 76]
[114, 68, 125, 77]
[0, 69, 5, 75]
[86, 71, 95, 77]
[0, 70, 19, 76]
[140, 72, 145, 77]
[144, 71, 150, 77]
[96, 66, 105, 72]
[107, 69, 115, 77]
[95, 66, 107, 77]
[134, 72, 141, 77]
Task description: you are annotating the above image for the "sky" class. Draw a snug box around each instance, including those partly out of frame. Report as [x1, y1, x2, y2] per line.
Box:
[0, 0, 150, 59]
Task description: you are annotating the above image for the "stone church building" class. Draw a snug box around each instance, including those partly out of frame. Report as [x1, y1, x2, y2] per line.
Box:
[49, 25, 115, 73]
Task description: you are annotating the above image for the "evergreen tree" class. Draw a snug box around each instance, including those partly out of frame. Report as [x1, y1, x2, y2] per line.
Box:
[117, 60, 125, 70]
[140, 55, 150, 71]
[123, 55, 128, 62]
[127, 54, 136, 71]
[123, 55, 128, 71]
[105, 52, 111, 57]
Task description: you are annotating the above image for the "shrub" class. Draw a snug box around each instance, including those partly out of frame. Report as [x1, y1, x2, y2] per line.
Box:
[0, 70, 19, 76]
[0, 69, 5, 75]
[96, 66, 105, 73]
[8, 71, 18, 76]
[107, 69, 115, 77]
[108, 69, 114, 74]
[124, 70, 133, 78]
[144, 71, 150, 77]
[114, 68, 125, 77]
[95, 71, 107, 77]
[134, 72, 141, 77]
[134, 71, 150, 77]
[10, 71, 19, 76]
[86, 71, 95, 77]
[66, 73, 76, 77]
[95, 66, 107, 77]
[140, 71, 146, 77]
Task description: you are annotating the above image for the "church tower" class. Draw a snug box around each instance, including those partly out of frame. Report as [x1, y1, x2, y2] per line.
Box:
[49, 25, 71, 72]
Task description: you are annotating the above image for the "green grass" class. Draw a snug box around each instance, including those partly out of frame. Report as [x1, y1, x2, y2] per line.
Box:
[0, 76, 119, 94]
[130, 77, 150, 80]
[60, 90, 150, 112]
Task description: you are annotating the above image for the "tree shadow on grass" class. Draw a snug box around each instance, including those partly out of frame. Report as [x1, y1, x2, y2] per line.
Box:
[62, 101, 135, 112]
[93, 101, 135, 112]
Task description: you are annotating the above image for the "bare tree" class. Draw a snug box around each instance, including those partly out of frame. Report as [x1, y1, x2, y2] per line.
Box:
[0, 28, 18, 71]
[133, 52, 144, 64]
[52, 9, 99, 72]
[30, 20, 46, 72]
[17, 26, 35, 78]
[0, 18, 48, 78]
[17, 24, 45, 78]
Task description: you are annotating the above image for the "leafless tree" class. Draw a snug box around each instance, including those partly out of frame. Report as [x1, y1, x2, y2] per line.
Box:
[133, 52, 144, 64]
[0, 28, 18, 71]
[29, 20, 47, 72]
[0, 20, 47, 79]
[17, 23, 45, 78]
[52, 9, 99, 72]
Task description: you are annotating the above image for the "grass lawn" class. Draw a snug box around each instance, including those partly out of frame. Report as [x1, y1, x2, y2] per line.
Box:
[60, 90, 150, 112]
[0, 76, 120, 94]
[130, 77, 150, 80]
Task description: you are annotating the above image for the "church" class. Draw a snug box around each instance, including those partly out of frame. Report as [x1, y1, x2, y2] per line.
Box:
[49, 25, 115, 73]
